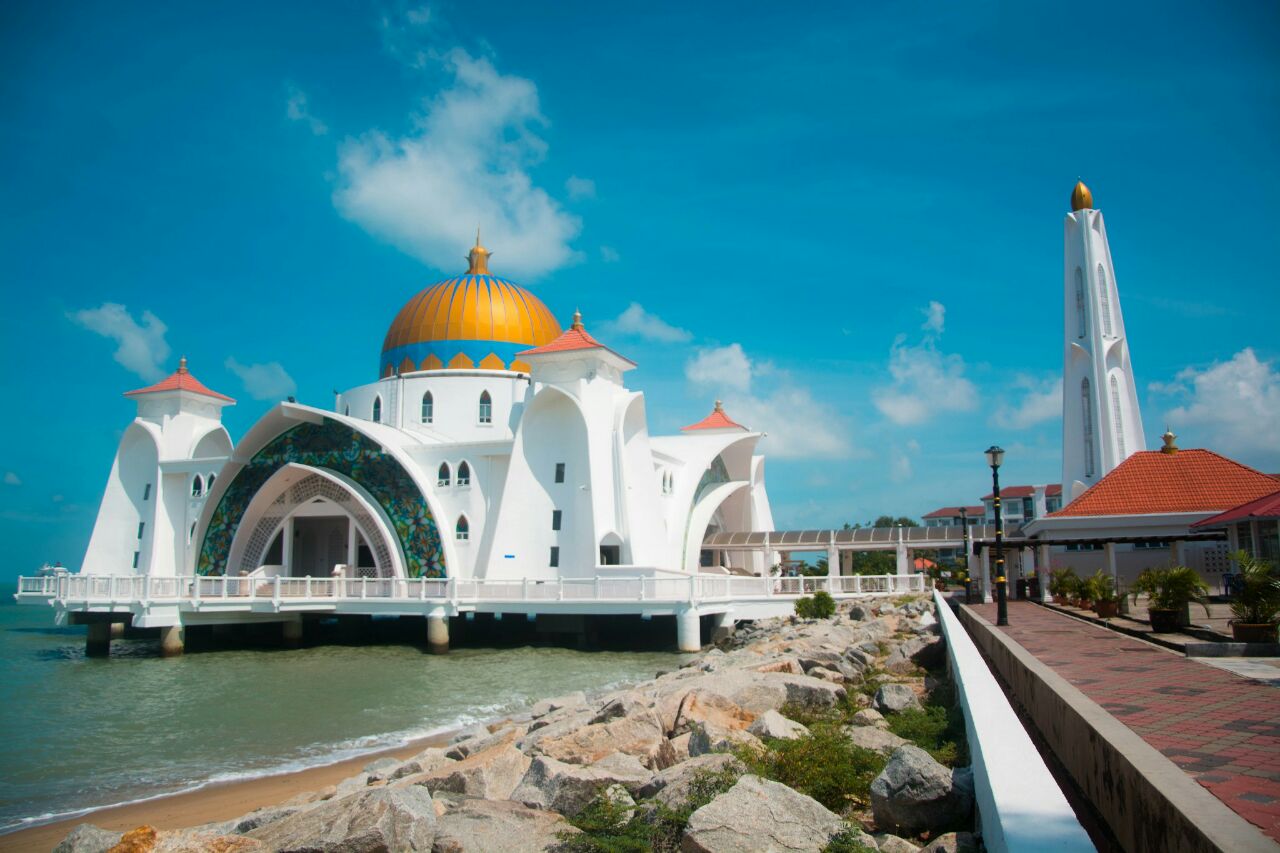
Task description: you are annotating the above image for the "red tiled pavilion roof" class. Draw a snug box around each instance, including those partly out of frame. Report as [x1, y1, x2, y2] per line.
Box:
[518, 311, 634, 364]
[682, 400, 746, 432]
[923, 505, 986, 519]
[1192, 488, 1280, 528]
[124, 358, 235, 403]
[1050, 449, 1279, 518]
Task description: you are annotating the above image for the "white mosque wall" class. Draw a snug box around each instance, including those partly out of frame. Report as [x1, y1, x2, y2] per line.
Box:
[337, 371, 530, 443]
[82, 423, 160, 576]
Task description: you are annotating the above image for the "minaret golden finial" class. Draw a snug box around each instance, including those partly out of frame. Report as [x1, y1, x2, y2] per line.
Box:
[1071, 179, 1093, 211]
[571, 309, 584, 331]
[466, 230, 490, 275]
[714, 400, 724, 413]
[1161, 426, 1178, 454]
[178, 356, 188, 374]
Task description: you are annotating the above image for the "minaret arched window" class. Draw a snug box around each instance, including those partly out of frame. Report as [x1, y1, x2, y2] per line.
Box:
[437, 462, 451, 487]
[1097, 264, 1113, 337]
[1110, 375, 1126, 458]
[372, 396, 382, 423]
[457, 461, 471, 486]
[421, 391, 434, 424]
[1081, 378, 1096, 478]
[455, 516, 469, 541]
[478, 391, 492, 424]
[192, 474, 204, 497]
[1074, 267, 1087, 339]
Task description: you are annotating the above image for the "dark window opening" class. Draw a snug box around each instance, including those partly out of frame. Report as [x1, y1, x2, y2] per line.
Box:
[551, 509, 562, 531]
[600, 545, 621, 565]
[549, 546, 560, 567]
[554, 462, 565, 483]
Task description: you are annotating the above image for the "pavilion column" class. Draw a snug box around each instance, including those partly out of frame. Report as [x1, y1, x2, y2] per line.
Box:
[980, 549, 993, 603]
[895, 542, 911, 576]
[827, 543, 839, 580]
[1038, 544, 1053, 601]
[1104, 542, 1119, 599]
[1172, 539, 1187, 566]
[710, 611, 734, 644]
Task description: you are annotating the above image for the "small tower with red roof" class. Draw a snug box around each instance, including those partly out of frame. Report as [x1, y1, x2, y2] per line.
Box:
[81, 359, 236, 578]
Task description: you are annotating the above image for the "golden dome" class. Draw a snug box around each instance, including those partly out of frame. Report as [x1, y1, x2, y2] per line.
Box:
[380, 238, 562, 377]
[1070, 180, 1093, 211]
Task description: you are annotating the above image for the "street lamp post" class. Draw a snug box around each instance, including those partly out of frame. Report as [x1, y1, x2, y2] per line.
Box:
[986, 445, 1008, 626]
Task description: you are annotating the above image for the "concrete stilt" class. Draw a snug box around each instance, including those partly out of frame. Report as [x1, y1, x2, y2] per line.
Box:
[109, 622, 126, 640]
[710, 611, 734, 644]
[676, 608, 701, 653]
[86, 622, 111, 657]
[282, 618, 303, 648]
[427, 614, 449, 655]
[160, 624, 185, 657]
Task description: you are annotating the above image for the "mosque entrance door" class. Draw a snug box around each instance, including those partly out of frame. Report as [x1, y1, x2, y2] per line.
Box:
[291, 516, 349, 577]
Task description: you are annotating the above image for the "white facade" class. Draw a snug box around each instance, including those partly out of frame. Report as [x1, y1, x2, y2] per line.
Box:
[1061, 185, 1146, 501]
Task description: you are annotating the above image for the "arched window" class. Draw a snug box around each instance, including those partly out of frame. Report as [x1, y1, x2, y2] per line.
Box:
[192, 474, 204, 497]
[1097, 264, 1113, 337]
[437, 462, 451, 487]
[478, 390, 492, 424]
[421, 391, 434, 424]
[1110, 375, 1126, 458]
[207, 473, 216, 491]
[455, 516, 469, 541]
[1074, 267, 1087, 339]
[457, 461, 471, 486]
[372, 396, 382, 423]
[344, 405, 350, 416]
[1081, 378, 1096, 478]
[189, 522, 196, 544]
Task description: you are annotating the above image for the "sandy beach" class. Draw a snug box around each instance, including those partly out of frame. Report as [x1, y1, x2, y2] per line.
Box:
[0, 729, 457, 853]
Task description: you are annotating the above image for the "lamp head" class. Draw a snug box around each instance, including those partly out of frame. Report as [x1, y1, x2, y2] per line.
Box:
[984, 445, 1005, 469]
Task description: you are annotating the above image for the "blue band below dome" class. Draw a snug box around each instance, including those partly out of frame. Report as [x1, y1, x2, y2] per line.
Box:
[381, 339, 535, 374]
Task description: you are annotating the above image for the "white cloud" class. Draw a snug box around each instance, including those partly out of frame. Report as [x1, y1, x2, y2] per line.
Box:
[600, 246, 620, 263]
[872, 302, 976, 426]
[69, 303, 171, 382]
[685, 344, 752, 392]
[1153, 348, 1280, 464]
[225, 358, 297, 401]
[565, 176, 596, 200]
[286, 85, 328, 135]
[334, 47, 581, 279]
[603, 302, 692, 343]
[922, 300, 945, 334]
[991, 375, 1062, 429]
[3, 472, 20, 486]
[685, 344, 850, 459]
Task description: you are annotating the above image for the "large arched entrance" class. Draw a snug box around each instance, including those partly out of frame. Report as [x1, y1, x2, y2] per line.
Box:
[226, 466, 404, 579]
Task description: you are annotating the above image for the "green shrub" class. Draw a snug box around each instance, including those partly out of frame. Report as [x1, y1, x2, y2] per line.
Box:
[882, 671, 968, 766]
[1229, 551, 1280, 625]
[823, 827, 878, 853]
[737, 722, 885, 813]
[794, 590, 837, 619]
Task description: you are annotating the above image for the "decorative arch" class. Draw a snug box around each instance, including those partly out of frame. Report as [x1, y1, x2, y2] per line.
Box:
[192, 474, 205, 497]
[1110, 374, 1126, 458]
[421, 391, 434, 424]
[455, 515, 470, 541]
[197, 418, 446, 577]
[438, 462, 451, 487]
[1081, 378, 1096, 478]
[372, 395, 382, 423]
[457, 460, 472, 486]
[1074, 267, 1087, 339]
[478, 390, 493, 424]
[1097, 264, 1113, 337]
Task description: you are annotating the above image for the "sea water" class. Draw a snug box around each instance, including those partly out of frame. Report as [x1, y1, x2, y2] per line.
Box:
[0, 598, 682, 833]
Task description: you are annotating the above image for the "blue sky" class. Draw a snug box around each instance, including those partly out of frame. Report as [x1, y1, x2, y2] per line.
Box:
[2, 1, 1278, 581]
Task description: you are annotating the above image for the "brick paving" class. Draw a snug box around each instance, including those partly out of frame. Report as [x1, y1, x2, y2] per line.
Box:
[970, 600, 1280, 842]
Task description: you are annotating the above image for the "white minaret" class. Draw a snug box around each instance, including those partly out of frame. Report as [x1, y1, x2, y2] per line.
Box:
[1061, 181, 1146, 501]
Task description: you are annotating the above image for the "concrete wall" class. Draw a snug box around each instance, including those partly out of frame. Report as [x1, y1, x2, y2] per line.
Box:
[958, 605, 1274, 853]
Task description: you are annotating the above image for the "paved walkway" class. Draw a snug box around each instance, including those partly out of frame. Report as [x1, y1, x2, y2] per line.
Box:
[970, 601, 1280, 843]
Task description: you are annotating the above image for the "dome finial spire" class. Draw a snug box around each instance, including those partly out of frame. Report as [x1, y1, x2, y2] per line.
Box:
[1071, 179, 1093, 211]
[178, 356, 188, 374]
[467, 230, 491, 275]
[571, 308, 584, 331]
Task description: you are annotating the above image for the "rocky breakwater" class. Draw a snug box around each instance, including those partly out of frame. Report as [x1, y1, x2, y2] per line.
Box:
[56, 594, 978, 853]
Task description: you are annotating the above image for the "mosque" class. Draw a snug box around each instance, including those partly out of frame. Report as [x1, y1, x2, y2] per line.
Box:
[80, 238, 775, 615]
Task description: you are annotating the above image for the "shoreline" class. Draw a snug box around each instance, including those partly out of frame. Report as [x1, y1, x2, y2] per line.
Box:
[0, 727, 463, 852]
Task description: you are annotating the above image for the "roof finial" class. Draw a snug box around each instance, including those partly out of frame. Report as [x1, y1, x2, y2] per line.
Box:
[178, 356, 188, 374]
[1071, 179, 1093, 211]
[714, 399, 724, 413]
[467, 231, 490, 275]
[1161, 426, 1178, 454]
[571, 309, 584, 331]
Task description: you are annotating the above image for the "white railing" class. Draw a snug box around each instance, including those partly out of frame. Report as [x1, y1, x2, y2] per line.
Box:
[15, 572, 926, 609]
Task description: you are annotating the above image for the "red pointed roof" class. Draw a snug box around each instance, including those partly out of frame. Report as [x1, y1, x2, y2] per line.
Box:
[1050, 446, 1279, 518]
[923, 506, 986, 519]
[518, 311, 635, 365]
[1192, 488, 1280, 528]
[124, 358, 235, 403]
[682, 400, 746, 432]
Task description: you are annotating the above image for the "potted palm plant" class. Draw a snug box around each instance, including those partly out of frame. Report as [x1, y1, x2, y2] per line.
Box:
[1130, 566, 1211, 633]
[1049, 567, 1077, 606]
[1088, 570, 1120, 618]
[1228, 551, 1280, 643]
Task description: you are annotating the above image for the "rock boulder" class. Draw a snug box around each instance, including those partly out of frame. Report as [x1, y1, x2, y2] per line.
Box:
[746, 709, 808, 740]
[431, 798, 577, 852]
[248, 786, 436, 851]
[870, 746, 973, 835]
[681, 774, 845, 852]
[414, 742, 531, 800]
[874, 683, 922, 713]
[53, 824, 122, 853]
